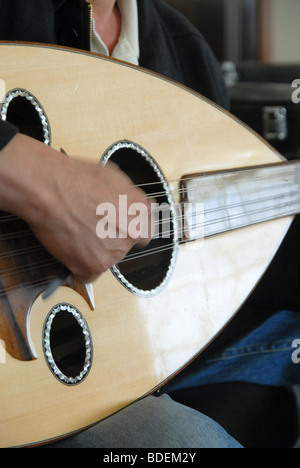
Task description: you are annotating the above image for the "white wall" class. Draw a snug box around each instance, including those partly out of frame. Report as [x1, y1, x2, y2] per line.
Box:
[270, 0, 300, 63]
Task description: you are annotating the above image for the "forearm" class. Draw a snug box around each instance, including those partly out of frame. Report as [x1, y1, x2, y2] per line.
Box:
[0, 133, 65, 221]
[0, 133, 150, 283]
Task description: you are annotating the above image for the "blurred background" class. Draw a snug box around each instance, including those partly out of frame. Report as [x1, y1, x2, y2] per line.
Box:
[165, 0, 300, 160]
[165, 0, 300, 65]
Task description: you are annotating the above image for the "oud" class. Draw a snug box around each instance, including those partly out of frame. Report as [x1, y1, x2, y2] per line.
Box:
[0, 44, 298, 447]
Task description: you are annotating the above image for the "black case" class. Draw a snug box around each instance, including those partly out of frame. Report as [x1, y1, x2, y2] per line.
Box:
[225, 62, 300, 160]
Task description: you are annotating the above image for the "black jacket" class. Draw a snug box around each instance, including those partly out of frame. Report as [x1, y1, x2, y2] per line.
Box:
[0, 0, 228, 148]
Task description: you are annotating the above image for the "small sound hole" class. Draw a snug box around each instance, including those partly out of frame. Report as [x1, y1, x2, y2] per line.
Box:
[44, 304, 92, 385]
[1, 89, 51, 144]
[49, 311, 86, 378]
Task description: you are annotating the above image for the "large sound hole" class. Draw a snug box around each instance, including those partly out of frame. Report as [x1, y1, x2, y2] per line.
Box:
[103, 141, 177, 296]
[1, 89, 51, 144]
[44, 304, 92, 385]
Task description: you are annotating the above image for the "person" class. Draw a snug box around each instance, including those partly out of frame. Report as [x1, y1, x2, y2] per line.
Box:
[0, 0, 228, 283]
[0, 0, 299, 449]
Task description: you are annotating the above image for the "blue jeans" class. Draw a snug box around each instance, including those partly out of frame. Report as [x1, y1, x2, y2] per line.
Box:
[163, 309, 300, 393]
[47, 309, 300, 448]
[45, 394, 242, 448]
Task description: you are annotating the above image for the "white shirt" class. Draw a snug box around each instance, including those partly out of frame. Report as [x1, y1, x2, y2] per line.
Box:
[91, 0, 139, 65]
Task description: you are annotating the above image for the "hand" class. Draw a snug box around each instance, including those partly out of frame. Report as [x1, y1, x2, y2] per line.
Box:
[0, 134, 151, 283]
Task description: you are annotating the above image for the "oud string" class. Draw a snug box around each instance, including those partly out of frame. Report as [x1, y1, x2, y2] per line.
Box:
[0, 195, 298, 292]
[133, 163, 300, 190]
[0, 186, 298, 251]
[0, 184, 297, 243]
[0, 166, 299, 226]
[0, 162, 298, 291]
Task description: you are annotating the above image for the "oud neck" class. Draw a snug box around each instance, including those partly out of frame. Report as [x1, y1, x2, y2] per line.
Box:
[182, 160, 300, 240]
